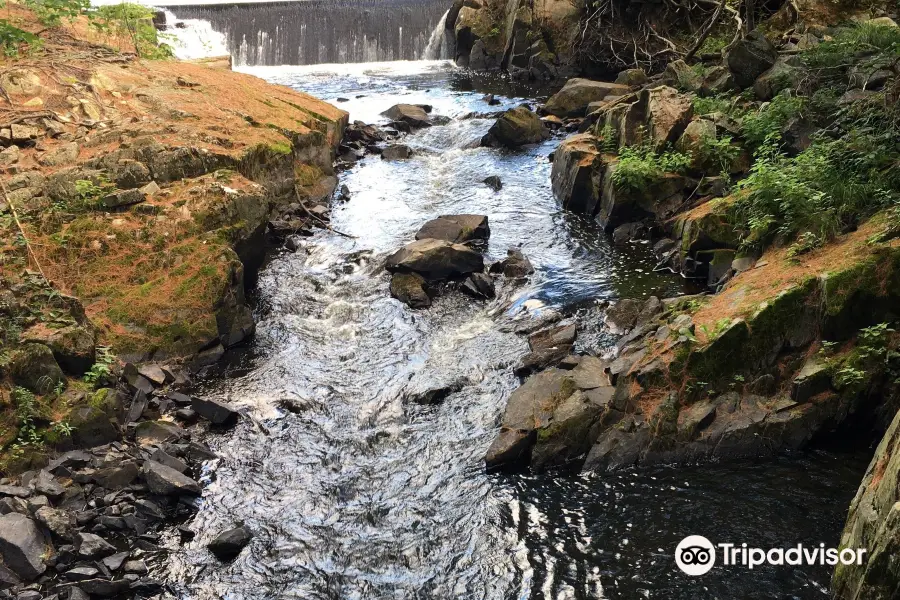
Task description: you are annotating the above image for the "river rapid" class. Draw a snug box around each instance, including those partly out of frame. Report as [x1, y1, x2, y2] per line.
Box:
[164, 61, 871, 600]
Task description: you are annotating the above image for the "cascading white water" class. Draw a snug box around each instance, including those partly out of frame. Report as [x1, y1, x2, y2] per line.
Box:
[423, 9, 450, 60]
[167, 0, 448, 67]
[162, 10, 228, 60]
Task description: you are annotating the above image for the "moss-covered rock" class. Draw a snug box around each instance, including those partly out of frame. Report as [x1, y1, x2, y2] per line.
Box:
[9, 343, 65, 394]
[481, 107, 547, 148]
[834, 408, 900, 599]
[22, 323, 97, 377]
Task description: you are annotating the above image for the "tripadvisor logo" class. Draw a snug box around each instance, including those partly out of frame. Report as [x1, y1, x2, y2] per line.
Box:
[675, 536, 867, 576]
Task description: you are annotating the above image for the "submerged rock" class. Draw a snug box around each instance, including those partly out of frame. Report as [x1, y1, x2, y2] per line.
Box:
[490, 248, 534, 278]
[208, 525, 253, 561]
[461, 272, 496, 299]
[483, 175, 502, 191]
[381, 144, 413, 160]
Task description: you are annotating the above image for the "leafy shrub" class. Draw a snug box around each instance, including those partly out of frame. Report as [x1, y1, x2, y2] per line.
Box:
[0, 21, 40, 56]
[732, 135, 833, 247]
[692, 95, 735, 117]
[9, 386, 42, 453]
[695, 133, 740, 176]
[84, 346, 116, 386]
[804, 22, 900, 71]
[741, 94, 806, 147]
[24, 0, 89, 27]
[90, 3, 173, 59]
[786, 231, 823, 257]
[611, 145, 691, 192]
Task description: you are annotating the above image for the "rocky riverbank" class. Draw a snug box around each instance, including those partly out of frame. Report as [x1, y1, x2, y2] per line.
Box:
[452, 1, 900, 596]
[0, 4, 346, 456]
[0, 6, 348, 597]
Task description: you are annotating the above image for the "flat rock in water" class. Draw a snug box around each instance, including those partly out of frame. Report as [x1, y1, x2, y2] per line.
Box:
[208, 525, 253, 561]
[381, 144, 413, 160]
[191, 397, 240, 426]
[0, 513, 46, 580]
[380, 104, 431, 128]
[415, 215, 490, 244]
[385, 239, 484, 281]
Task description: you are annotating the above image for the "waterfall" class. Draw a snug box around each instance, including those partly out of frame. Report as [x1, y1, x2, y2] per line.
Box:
[165, 0, 450, 67]
[161, 10, 229, 60]
[422, 9, 450, 60]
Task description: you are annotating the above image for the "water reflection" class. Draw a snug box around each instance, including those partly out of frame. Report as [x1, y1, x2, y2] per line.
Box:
[163, 62, 869, 600]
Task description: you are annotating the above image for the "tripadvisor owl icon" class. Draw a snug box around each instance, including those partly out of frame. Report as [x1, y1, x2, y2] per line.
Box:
[675, 535, 716, 576]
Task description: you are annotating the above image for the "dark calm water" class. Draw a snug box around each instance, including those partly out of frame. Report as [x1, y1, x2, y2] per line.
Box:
[163, 61, 871, 599]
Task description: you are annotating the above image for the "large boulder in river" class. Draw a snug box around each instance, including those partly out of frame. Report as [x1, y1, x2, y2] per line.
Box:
[551, 133, 607, 217]
[381, 104, 431, 128]
[0, 513, 47, 580]
[385, 239, 484, 281]
[544, 79, 630, 118]
[485, 361, 615, 472]
[415, 214, 489, 243]
[481, 107, 547, 148]
[726, 30, 778, 89]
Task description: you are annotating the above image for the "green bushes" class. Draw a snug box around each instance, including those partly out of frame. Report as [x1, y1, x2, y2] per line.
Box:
[611, 144, 691, 191]
[741, 94, 806, 147]
[732, 122, 898, 250]
[0, 0, 172, 58]
[90, 3, 174, 59]
[803, 22, 900, 72]
[695, 133, 740, 176]
[0, 21, 39, 56]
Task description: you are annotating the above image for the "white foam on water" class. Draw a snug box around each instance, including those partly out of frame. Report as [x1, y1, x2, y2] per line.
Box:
[162, 10, 229, 60]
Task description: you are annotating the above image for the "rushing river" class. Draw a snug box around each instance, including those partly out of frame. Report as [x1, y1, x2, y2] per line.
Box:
[164, 61, 871, 599]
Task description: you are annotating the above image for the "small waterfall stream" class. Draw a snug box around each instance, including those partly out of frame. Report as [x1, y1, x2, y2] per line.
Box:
[423, 9, 451, 60]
